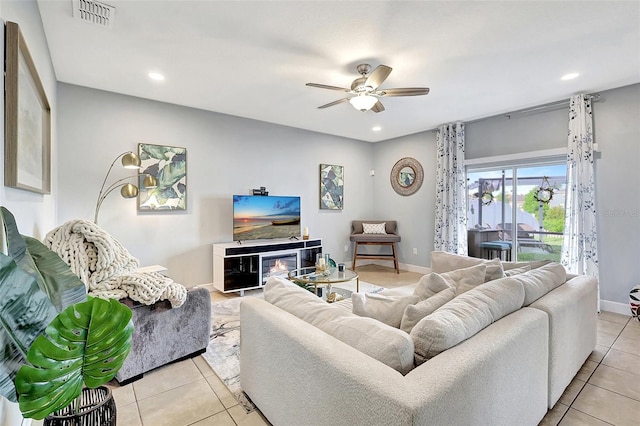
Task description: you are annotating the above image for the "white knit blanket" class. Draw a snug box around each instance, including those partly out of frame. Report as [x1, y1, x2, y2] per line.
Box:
[45, 220, 187, 308]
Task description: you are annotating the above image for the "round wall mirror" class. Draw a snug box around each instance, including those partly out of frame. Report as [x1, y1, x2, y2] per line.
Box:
[390, 157, 424, 196]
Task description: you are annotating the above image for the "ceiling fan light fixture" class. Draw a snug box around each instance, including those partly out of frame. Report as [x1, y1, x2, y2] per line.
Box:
[349, 94, 377, 111]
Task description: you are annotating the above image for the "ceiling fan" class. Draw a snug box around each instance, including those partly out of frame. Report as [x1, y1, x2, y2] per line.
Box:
[306, 63, 429, 113]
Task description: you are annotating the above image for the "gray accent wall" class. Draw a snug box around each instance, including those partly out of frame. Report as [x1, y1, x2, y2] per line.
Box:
[57, 84, 374, 286]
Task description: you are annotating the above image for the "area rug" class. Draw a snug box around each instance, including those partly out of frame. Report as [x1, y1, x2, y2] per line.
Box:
[201, 281, 383, 413]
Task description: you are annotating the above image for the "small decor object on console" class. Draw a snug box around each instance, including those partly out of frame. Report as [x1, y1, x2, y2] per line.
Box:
[320, 164, 344, 210]
[137, 143, 187, 211]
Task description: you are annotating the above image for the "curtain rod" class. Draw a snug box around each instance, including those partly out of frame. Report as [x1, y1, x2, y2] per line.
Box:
[504, 93, 601, 119]
[433, 93, 602, 131]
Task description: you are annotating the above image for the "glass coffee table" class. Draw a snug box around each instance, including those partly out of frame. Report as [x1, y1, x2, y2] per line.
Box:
[288, 267, 359, 302]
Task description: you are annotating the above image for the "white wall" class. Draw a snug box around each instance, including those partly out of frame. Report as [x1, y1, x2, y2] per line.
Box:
[0, 0, 57, 239]
[57, 84, 374, 286]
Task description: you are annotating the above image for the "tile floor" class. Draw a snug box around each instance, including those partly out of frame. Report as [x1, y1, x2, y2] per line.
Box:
[540, 310, 639, 426]
[36, 266, 638, 425]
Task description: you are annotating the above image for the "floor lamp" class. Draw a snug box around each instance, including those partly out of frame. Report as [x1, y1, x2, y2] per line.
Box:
[94, 151, 158, 224]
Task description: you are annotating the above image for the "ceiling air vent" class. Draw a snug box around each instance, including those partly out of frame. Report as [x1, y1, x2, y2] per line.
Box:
[72, 0, 115, 29]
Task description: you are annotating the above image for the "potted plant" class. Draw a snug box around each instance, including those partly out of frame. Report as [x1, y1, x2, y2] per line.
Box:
[0, 207, 134, 422]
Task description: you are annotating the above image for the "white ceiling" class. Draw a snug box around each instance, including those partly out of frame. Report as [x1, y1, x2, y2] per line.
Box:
[37, 1, 640, 142]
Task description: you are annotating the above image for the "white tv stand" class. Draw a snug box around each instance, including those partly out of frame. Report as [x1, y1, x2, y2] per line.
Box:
[212, 238, 322, 295]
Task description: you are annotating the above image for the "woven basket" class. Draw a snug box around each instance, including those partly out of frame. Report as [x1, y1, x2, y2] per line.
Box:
[44, 386, 116, 426]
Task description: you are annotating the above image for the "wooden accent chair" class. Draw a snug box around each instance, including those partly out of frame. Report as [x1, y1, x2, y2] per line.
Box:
[350, 220, 401, 274]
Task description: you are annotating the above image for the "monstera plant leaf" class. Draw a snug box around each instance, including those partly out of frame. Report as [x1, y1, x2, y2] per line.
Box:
[0, 207, 87, 403]
[0, 207, 86, 312]
[15, 297, 133, 420]
[0, 254, 59, 403]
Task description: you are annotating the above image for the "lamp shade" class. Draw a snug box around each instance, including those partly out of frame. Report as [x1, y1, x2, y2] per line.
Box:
[349, 95, 378, 111]
[120, 183, 139, 198]
[121, 152, 141, 169]
[143, 175, 158, 189]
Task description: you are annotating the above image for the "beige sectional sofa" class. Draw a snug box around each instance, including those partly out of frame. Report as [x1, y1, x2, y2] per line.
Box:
[240, 253, 597, 425]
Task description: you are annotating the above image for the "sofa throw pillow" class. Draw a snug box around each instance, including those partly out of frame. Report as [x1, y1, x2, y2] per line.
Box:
[509, 262, 567, 305]
[413, 264, 486, 299]
[504, 265, 532, 277]
[352, 293, 421, 328]
[430, 251, 504, 282]
[400, 287, 456, 334]
[410, 278, 525, 365]
[502, 260, 551, 272]
[412, 272, 453, 299]
[265, 276, 415, 374]
[363, 222, 386, 234]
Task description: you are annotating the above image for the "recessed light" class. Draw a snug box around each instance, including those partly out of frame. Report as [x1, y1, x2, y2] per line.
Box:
[148, 72, 165, 81]
[561, 73, 579, 81]
[372, 126, 382, 131]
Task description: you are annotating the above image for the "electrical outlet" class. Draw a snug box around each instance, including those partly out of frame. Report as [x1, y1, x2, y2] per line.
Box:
[412, 248, 418, 255]
[344, 245, 349, 252]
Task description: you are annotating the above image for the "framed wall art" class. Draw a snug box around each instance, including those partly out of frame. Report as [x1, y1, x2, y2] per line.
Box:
[137, 143, 187, 210]
[319, 164, 343, 210]
[4, 21, 51, 194]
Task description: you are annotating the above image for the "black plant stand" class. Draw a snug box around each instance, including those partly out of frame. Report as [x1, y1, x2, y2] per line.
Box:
[44, 386, 116, 426]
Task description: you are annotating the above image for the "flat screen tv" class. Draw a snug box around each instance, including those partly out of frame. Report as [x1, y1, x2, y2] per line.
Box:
[233, 195, 301, 241]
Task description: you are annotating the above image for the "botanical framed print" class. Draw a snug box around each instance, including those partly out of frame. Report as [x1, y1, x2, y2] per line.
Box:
[137, 143, 187, 210]
[4, 21, 51, 194]
[319, 164, 343, 210]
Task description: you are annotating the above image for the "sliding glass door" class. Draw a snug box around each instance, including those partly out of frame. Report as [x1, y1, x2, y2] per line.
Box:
[467, 162, 566, 262]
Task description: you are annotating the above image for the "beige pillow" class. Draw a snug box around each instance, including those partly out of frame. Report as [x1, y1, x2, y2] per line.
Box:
[400, 287, 456, 334]
[502, 260, 551, 271]
[510, 262, 567, 305]
[264, 276, 415, 374]
[430, 251, 504, 282]
[504, 265, 531, 277]
[411, 277, 525, 365]
[352, 293, 420, 328]
[414, 264, 486, 298]
[412, 272, 453, 299]
[363, 222, 386, 234]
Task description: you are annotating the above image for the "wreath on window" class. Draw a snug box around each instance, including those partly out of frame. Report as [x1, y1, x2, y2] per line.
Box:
[481, 191, 494, 206]
[533, 176, 555, 204]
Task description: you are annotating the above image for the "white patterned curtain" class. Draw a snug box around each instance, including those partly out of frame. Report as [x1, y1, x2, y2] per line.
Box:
[561, 95, 599, 282]
[434, 122, 467, 254]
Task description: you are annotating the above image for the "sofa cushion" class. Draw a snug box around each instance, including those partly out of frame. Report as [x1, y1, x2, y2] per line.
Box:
[504, 265, 532, 276]
[352, 293, 421, 328]
[264, 277, 415, 374]
[413, 264, 486, 298]
[430, 251, 504, 282]
[510, 262, 567, 305]
[410, 277, 525, 365]
[502, 260, 551, 271]
[400, 287, 456, 334]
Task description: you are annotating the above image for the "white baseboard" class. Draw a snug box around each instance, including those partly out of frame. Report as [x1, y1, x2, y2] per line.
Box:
[600, 300, 630, 316]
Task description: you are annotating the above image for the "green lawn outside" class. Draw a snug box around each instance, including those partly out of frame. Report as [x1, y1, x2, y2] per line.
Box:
[515, 236, 563, 262]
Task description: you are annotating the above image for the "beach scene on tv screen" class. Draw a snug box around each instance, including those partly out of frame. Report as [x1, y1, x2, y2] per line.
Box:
[233, 195, 301, 241]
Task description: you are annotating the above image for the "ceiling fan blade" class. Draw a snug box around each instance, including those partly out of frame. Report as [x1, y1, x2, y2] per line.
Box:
[306, 83, 349, 92]
[379, 87, 430, 97]
[318, 98, 350, 109]
[371, 100, 385, 113]
[364, 65, 392, 90]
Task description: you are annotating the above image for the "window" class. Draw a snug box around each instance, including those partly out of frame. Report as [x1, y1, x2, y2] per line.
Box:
[467, 162, 566, 262]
